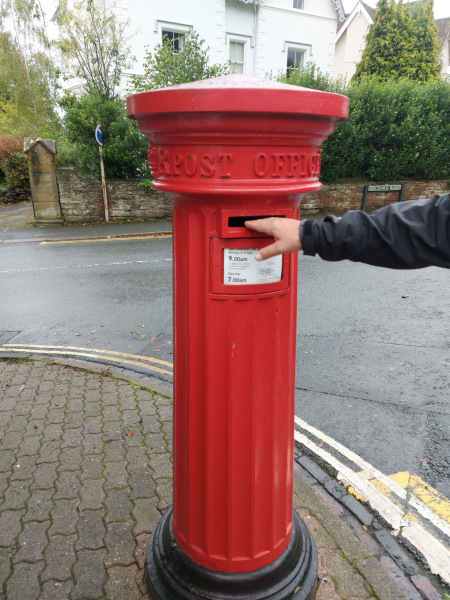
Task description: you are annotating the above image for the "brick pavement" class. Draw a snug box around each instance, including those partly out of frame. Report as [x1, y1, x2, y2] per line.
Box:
[0, 357, 446, 600]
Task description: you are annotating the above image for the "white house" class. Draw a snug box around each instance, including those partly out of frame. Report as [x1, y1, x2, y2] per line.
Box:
[60, 0, 345, 93]
[334, 1, 374, 80]
[334, 1, 450, 80]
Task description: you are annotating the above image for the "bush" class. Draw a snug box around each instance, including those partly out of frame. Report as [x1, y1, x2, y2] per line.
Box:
[1, 152, 29, 188]
[321, 77, 450, 181]
[274, 68, 450, 182]
[275, 62, 347, 93]
[0, 135, 29, 188]
[60, 91, 150, 180]
[55, 139, 83, 167]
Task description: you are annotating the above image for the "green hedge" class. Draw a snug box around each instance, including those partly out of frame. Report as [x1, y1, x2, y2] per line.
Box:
[277, 65, 450, 182]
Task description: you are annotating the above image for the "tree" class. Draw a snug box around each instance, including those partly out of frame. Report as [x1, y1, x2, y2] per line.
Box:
[354, 0, 441, 82]
[56, 0, 135, 100]
[60, 91, 150, 180]
[129, 30, 228, 92]
[0, 0, 60, 136]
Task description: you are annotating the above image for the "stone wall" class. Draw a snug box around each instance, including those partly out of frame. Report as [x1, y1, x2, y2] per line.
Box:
[56, 167, 449, 222]
[303, 179, 450, 215]
[56, 167, 172, 223]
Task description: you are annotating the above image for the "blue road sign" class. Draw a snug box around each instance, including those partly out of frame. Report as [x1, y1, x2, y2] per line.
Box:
[95, 123, 103, 146]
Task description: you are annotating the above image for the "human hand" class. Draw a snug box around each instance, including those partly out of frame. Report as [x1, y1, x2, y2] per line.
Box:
[244, 217, 302, 261]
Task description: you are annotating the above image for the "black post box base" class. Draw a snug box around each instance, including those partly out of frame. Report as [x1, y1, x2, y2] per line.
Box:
[146, 507, 318, 600]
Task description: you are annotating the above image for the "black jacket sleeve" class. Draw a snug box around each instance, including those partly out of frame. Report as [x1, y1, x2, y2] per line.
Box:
[300, 194, 450, 269]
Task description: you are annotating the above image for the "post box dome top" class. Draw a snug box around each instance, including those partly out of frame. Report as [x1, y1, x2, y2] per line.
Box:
[126, 74, 348, 120]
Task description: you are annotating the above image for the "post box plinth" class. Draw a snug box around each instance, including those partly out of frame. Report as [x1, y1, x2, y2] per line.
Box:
[147, 508, 317, 600]
[127, 74, 349, 600]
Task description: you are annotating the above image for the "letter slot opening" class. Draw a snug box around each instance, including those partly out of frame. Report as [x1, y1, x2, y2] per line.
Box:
[228, 215, 286, 228]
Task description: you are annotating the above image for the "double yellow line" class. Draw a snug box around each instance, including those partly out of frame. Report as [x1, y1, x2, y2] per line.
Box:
[2, 344, 173, 376]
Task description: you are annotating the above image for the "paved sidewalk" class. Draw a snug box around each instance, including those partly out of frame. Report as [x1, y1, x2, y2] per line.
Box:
[0, 219, 173, 244]
[0, 357, 446, 600]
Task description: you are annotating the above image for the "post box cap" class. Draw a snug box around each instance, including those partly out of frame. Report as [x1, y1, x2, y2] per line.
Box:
[127, 74, 348, 121]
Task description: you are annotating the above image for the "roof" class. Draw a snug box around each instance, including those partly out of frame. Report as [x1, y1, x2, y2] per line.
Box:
[361, 1, 376, 19]
[436, 17, 450, 41]
[337, 1, 449, 39]
[336, 1, 374, 39]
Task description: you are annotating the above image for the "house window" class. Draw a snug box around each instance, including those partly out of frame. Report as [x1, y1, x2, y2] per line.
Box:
[229, 41, 245, 74]
[293, 0, 304, 9]
[162, 30, 184, 53]
[287, 48, 304, 72]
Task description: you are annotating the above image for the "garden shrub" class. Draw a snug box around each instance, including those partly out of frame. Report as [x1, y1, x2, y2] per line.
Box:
[60, 91, 150, 180]
[321, 77, 450, 181]
[279, 68, 450, 182]
[0, 135, 29, 188]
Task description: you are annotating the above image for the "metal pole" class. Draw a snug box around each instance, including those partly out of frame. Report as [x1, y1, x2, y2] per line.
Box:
[98, 144, 109, 223]
[361, 185, 368, 212]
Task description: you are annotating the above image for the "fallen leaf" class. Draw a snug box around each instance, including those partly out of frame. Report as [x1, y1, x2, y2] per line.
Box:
[317, 442, 324, 448]
[141, 334, 146, 338]
[401, 296, 408, 299]
[77, 506, 85, 518]
[362, 525, 368, 531]
[155, 349, 161, 352]
[125, 430, 134, 437]
[74, 333, 81, 336]
[19, 385, 25, 391]
[106, 341, 111, 344]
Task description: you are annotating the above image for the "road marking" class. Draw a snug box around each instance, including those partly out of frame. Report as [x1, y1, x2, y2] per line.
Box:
[390, 472, 450, 524]
[0, 258, 172, 274]
[40, 234, 172, 245]
[294, 416, 450, 584]
[2, 345, 173, 376]
[4, 344, 173, 367]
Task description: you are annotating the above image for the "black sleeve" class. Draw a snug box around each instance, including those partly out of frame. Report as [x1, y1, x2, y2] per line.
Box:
[300, 194, 450, 269]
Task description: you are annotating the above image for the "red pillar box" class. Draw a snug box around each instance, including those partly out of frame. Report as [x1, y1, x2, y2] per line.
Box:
[127, 75, 348, 600]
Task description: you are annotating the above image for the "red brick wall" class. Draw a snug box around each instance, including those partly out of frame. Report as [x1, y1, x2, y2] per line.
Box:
[302, 179, 450, 215]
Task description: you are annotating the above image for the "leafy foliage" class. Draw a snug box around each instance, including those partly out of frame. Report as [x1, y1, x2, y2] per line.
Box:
[0, 1, 60, 136]
[0, 135, 29, 187]
[276, 61, 347, 93]
[56, 0, 135, 100]
[276, 66, 450, 182]
[321, 77, 450, 181]
[129, 30, 228, 92]
[354, 0, 441, 82]
[60, 91, 150, 180]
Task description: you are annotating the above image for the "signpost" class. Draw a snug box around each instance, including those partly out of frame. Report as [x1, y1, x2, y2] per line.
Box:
[361, 183, 404, 212]
[95, 122, 109, 223]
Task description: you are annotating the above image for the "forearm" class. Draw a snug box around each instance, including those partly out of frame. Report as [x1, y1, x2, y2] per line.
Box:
[301, 195, 450, 269]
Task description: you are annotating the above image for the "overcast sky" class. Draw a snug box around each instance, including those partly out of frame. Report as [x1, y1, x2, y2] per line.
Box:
[341, 0, 449, 19]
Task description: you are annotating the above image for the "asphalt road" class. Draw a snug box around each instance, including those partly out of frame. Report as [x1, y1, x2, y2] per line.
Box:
[1, 235, 449, 498]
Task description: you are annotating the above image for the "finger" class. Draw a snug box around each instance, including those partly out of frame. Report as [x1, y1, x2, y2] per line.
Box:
[255, 242, 282, 261]
[245, 219, 274, 234]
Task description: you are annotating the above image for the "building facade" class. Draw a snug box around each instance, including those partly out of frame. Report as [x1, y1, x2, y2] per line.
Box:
[61, 0, 345, 92]
[334, 1, 450, 80]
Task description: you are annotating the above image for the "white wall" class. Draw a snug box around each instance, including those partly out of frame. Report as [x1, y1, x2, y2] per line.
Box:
[63, 0, 342, 92]
[334, 10, 371, 79]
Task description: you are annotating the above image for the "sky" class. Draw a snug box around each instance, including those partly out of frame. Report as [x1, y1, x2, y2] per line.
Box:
[341, 0, 450, 19]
